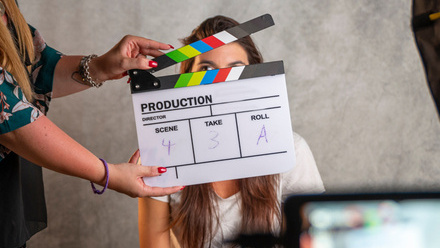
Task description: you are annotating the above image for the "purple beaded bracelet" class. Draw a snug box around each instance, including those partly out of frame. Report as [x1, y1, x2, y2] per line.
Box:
[90, 158, 109, 195]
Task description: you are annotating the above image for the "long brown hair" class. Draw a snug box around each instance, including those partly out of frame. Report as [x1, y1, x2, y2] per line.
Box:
[171, 15, 280, 248]
[0, 0, 34, 101]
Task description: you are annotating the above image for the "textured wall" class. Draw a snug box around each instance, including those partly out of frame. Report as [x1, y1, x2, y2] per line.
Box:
[19, 0, 440, 247]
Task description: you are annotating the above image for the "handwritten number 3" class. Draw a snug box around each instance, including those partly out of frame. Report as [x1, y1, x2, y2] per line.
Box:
[209, 131, 220, 149]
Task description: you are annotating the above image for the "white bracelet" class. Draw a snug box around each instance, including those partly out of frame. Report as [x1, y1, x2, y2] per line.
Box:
[79, 54, 102, 88]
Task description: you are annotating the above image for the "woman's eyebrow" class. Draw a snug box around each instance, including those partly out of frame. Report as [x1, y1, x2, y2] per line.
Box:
[197, 60, 217, 67]
[227, 61, 246, 67]
[196, 60, 246, 68]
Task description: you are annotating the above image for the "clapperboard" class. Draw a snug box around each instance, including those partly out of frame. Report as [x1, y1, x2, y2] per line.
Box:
[130, 14, 296, 187]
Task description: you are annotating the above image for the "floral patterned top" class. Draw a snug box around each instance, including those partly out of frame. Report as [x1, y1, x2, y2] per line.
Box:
[0, 26, 62, 161]
[0, 25, 63, 248]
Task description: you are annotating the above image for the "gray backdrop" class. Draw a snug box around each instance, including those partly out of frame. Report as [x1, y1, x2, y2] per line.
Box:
[20, 0, 440, 247]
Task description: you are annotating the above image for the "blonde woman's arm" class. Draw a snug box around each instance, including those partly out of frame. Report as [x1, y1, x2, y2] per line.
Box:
[0, 116, 181, 197]
[52, 35, 170, 98]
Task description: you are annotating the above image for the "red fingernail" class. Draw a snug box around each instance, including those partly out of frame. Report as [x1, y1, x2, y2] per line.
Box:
[158, 167, 167, 173]
[149, 61, 158, 68]
[168, 44, 175, 49]
[180, 186, 185, 190]
[122, 71, 128, 77]
[127, 77, 131, 84]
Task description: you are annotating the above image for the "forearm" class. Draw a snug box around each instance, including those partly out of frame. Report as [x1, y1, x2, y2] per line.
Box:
[52, 55, 97, 98]
[51, 35, 171, 98]
[0, 115, 106, 185]
[0, 115, 183, 197]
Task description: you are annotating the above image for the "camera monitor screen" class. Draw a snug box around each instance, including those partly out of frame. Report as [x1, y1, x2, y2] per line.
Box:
[283, 192, 440, 248]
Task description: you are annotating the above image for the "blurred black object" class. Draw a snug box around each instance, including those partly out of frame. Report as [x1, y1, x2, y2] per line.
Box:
[412, 12, 440, 31]
[412, 0, 440, 118]
[225, 233, 282, 248]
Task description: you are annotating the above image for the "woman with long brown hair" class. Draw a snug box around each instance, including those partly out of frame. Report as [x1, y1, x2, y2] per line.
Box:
[138, 15, 325, 248]
[0, 1, 182, 247]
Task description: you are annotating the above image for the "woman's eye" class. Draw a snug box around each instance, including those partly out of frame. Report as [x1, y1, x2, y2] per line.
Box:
[200, 65, 214, 71]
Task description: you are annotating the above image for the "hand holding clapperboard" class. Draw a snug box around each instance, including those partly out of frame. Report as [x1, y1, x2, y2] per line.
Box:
[129, 14, 296, 187]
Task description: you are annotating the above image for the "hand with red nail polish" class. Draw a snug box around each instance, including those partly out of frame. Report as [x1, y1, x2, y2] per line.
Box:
[111, 149, 182, 197]
[89, 35, 173, 83]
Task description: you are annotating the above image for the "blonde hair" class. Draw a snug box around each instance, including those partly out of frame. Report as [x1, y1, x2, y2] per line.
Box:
[0, 0, 34, 101]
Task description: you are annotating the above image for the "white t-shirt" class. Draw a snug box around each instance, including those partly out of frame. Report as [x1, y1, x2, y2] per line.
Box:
[151, 132, 324, 247]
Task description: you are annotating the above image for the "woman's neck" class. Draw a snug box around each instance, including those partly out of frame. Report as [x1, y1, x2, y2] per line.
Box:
[211, 180, 240, 199]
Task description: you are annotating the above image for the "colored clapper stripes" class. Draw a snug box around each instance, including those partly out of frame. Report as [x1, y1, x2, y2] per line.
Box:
[150, 14, 274, 72]
[153, 61, 285, 90]
[174, 68, 236, 88]
[130, 14, 277, 93]
[166, 31, 236, 63]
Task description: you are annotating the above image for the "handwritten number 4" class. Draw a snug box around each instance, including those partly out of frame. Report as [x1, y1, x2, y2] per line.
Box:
[162, 139, 175, 155]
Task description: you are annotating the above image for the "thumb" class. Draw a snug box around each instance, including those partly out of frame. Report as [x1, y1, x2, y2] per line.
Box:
[128, 149, 140, 164]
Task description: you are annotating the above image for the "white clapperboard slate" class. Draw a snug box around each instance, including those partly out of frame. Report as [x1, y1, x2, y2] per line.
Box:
[129, 14, 296, 187]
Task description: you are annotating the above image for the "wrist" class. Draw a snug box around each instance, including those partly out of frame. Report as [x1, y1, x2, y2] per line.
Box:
[78, 54, 105, 87]
[87, 55, 107, 84]
[90, 158, 110, 194]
